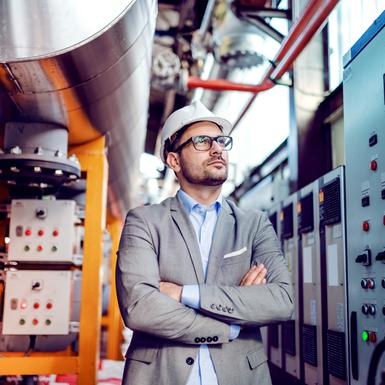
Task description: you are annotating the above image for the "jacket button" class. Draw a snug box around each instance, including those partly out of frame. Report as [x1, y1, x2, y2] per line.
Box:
[186, 357, 194, 365]
[200, 337, 206, 343]
[212, 336, 218, 342]
[194, 337, 201, 343]
[206, 337, 212, 343]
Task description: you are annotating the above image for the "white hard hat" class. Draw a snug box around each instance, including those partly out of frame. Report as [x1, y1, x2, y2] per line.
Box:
[160, 100, 232, 163]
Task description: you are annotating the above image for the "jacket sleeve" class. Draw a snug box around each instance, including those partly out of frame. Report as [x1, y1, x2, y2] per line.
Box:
[116, 208, 232, 344]
[198, 213, 294, 326]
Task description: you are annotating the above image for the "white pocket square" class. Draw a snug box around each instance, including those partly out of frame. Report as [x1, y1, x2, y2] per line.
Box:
[223, 247, 247, 259]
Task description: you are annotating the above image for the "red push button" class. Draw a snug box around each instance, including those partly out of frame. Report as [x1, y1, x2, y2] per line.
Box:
[33, 302, 40, 309]
[370, 160, 378, 171]
[38, 229, 44, 236]
[37, 245, 43, 252]
[362, 221, 370, 231]
[46, 302, 53, 310]
[32, 319, 39, 326]
[52, 229, 59, 237]
[369, 331, 377, 343]
[25, 228, 32, 236]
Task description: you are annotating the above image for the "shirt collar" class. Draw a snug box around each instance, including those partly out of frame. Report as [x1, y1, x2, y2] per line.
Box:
[177, 189, 222, 214]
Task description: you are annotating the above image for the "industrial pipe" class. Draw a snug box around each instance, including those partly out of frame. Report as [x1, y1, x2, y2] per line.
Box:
[186, 0, 339, 129]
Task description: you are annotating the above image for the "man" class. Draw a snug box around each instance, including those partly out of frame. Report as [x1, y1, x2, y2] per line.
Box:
[116, 101, 293, 385]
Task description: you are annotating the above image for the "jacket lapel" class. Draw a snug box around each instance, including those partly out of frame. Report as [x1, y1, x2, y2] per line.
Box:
[170, 196, 205, 284]
[205, 199, 235, 284]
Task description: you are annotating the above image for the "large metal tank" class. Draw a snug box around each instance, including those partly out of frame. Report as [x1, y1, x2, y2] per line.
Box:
[0, 0, 157, 216]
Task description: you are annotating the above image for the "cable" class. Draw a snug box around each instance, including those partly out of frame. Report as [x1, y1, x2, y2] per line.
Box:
[367, 339, 385, 385]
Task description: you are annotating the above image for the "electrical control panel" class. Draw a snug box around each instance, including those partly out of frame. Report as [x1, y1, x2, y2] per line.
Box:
[2, 270, 72, 335]
[280, 194, 301, 379]
[266, 203, 283, 368]
[298, 181, 323, 385]
[343, 10, 385, 385]
[8, 200, 77, 262]
[319, 166, 348, 385]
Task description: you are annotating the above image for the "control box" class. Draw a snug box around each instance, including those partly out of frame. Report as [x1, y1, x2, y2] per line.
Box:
[343, 10, 385, 385]
[2, 270, 72, 335]
[319, 166, 348, 385]
[298, 181, 323, 385]
[8, 200, 77, 262]
[266, 203, 283, 368]
[280, 194, 301, 380]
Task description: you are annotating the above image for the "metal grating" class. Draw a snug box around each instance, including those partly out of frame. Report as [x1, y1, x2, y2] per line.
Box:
[302, 324, 317, 366]
[327, 330, 346, 380]
[268, 324, 279, 348]
[298, 193, 314, 234]
[269, 212, 278, 233]
[281, 203, 293, 239]
[320, 178, 341, 225]
[282, 320, 296, 356]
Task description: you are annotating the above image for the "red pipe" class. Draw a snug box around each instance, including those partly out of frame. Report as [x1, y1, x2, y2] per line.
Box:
[187, 77, 275, 93]
[186, 0, 339, 128]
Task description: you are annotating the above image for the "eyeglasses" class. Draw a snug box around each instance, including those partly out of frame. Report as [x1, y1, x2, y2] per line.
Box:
[172, 135, 233, 153]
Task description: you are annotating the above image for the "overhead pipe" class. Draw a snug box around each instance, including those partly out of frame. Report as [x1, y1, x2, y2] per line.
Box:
[186, 0, 339, 130]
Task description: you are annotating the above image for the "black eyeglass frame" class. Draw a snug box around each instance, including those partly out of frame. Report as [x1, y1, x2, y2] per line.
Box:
[172, 135, 233, 153]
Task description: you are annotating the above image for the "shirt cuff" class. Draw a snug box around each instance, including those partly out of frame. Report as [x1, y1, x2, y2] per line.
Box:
[181, 285, 200, 309]
[229, 324, 241, 340]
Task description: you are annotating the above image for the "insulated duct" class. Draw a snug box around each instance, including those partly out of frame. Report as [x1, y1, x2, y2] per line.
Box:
[0, 0, 157, 217]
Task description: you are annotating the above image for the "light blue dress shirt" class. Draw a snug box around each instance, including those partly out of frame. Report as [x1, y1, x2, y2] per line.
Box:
[178, 190, 240, 385]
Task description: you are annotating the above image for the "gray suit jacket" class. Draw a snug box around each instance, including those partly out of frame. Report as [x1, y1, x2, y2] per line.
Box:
[116, 195, 293, 385]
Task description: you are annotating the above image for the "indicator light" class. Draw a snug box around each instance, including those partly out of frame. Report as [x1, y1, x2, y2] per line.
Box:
[25, 228, 32, 236]
[52, 229, 59, 237]
[37, 245, 43, 252]
[33, 302, 40, 309]
[46, 302, 53, 310]
[362, 330, 369, 342]
[32, 319, 39, 326]
[19, 319, 26, 325]
[20, 300, 27, 309]
[370, 160, 378, 171]
[362, 221, 370, 232]
[319, 190, 324, 203]
[38, 229, 44, 236]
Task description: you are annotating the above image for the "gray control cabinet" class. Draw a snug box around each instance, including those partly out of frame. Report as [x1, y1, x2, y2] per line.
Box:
[343, 10, 385, 385]
[267, 202, 284, 368]
[319, 166, 348, 385]
[280, 194, 301, 379]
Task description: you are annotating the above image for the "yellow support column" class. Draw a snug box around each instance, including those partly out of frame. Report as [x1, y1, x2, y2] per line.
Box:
[104, 216, 124, 360]
[71, 136, 108, 385]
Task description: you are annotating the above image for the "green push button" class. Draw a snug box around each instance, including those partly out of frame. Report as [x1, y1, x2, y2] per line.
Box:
[362, 330, 369, 342]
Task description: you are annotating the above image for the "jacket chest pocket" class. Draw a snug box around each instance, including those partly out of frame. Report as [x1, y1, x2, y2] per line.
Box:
[218, 247, 251, 285]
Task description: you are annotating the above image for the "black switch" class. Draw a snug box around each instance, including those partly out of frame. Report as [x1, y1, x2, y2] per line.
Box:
[361, 196, 370, 207]
[355, 249, 372, 266]
[375, 251, 385, 262]
[382, 189, 385, 200]
[369, 134, 378, 147]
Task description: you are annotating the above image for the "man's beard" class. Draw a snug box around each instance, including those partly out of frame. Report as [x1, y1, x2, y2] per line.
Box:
[180, 156, 228, 186]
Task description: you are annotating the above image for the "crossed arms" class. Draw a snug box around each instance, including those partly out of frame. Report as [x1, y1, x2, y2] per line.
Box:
[116, 209, 294, 345]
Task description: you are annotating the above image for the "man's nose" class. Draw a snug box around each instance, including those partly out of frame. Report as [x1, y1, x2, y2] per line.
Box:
[210, 139, 223, 154]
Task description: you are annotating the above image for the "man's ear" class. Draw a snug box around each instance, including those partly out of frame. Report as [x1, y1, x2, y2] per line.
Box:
[166, 152, 181, 173]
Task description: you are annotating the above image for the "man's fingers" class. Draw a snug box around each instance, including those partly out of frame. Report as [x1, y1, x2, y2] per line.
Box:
[249, 268, 267, 285]
[239, 265, 258, 285]
[240, 264, 265, 286]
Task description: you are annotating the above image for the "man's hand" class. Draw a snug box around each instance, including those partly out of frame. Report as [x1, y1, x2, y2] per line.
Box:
[239, 263, 267, 286]
[160, 281, 183, 302]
